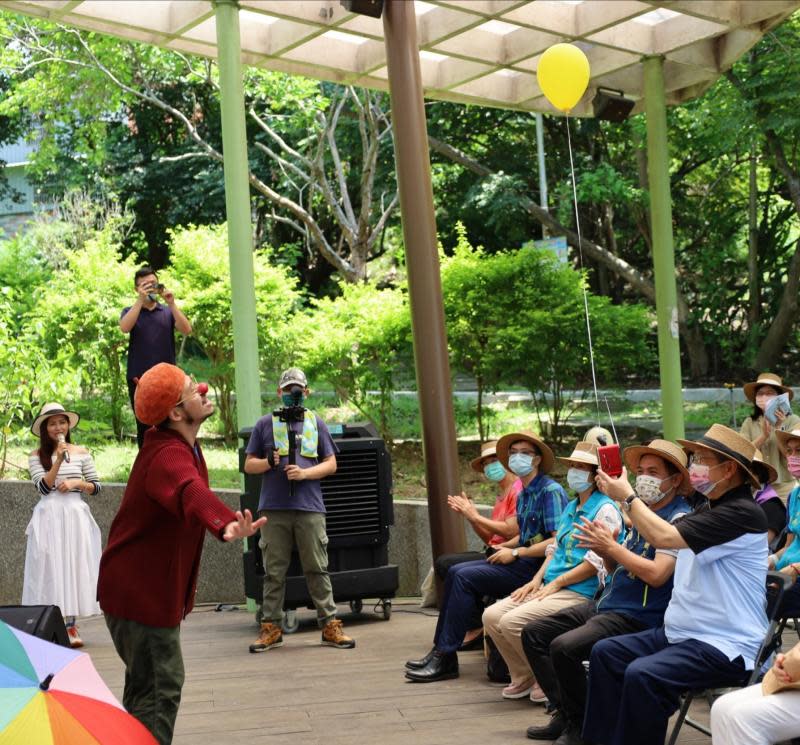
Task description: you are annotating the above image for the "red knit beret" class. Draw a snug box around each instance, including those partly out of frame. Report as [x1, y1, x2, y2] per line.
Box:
[134, 363, 187, 426]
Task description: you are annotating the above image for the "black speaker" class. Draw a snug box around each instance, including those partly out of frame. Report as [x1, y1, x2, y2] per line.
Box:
[0, 605, 70, 647]
[593, 88, 635, 122]
[340, 0, 384, 18]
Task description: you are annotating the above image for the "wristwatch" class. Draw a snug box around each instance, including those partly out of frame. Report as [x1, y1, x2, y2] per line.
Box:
[621, 494, 639, 513]
[511, 548, 520, 559]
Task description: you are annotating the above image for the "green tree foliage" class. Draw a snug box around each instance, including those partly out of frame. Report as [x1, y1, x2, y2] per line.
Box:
[165, 224, 300, 441]
[297, 282, 412, 440]
[26, 218, 137, 439]
[441, 227, 655, 439]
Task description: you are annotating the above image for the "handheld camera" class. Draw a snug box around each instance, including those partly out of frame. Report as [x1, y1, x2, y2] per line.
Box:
[272, 386, 307, 496]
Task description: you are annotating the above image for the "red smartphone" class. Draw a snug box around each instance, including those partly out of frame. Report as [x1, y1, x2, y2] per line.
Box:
[598, 443, 623, 478]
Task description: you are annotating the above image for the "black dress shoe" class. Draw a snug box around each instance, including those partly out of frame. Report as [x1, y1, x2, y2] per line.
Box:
[554, 724, 585, 745]
[405, 647, 436, 670]
[526, 709, 566, 740]
[404, 650, 459, 682]
[458, 634, 484, 652]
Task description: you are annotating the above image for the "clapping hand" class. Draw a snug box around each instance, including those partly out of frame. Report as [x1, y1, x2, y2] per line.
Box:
[447, 491, 478, 520]
[575, 516, 619, 557]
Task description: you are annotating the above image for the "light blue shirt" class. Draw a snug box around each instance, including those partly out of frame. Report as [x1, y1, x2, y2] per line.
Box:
[665, 530, 768, 669]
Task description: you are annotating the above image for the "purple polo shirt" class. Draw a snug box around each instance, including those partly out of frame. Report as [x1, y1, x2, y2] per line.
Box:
[246, 413, 338, 513]
[121, 303, 176, 380]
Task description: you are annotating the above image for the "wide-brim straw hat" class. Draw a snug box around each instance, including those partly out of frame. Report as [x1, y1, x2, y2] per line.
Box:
[751, 449, 778, 485]
[743, 372, 794, 402]
[776, 428, 800, 458]
[677, 423, 760, 489]
[470, 440, 499, 473]
[31, 402, 80, 437]
[623, 439, 691, 493]
[496, 431, 554, 475]
[762, 642, 800, 695]
[558, 441, 599, 468]
[583, 426, 614, 446]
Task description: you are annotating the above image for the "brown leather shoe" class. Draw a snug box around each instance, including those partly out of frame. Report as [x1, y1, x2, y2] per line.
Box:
[249, 622, 283, 653]
[321, 619, 355, 649]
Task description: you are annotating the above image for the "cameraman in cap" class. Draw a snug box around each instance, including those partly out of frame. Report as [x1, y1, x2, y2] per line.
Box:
[245, 368, 355, 652]
[120, 266, 192, 449]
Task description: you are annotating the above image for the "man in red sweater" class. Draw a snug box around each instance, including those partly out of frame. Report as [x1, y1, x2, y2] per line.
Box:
[98, 363, 265, 745]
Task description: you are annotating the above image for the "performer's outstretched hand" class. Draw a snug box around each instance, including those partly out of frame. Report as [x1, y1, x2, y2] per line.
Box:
[223, 509, 267, 541]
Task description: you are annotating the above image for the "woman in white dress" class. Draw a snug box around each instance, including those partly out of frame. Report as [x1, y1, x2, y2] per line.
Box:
[25, 402, 102, 648]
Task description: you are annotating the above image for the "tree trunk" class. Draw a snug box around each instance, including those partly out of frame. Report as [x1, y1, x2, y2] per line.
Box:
[754, 239, 800, 370]
[747, 141, 761, 345]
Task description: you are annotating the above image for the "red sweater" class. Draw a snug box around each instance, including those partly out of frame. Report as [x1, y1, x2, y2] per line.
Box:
[97, 428, 237, 627]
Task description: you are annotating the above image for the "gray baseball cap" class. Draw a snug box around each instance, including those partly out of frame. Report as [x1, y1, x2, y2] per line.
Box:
[278, 367, 308, 389]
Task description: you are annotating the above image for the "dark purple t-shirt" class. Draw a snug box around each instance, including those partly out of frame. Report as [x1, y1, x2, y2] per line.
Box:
[246, 413, 338, 513]
[121, 303, 176, 380]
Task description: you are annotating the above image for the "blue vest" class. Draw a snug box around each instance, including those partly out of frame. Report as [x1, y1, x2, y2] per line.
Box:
[596, 496, 689, 627]
[544, 490, 623, 599]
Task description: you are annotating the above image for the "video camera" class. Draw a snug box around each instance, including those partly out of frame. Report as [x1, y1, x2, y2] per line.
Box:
[273, 386, 307, 497]
[272, 386, 306, 424]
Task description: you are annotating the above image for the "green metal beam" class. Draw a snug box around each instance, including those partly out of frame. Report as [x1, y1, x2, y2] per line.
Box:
[214, 0, 262, 432]
[643, 56, 684, 440]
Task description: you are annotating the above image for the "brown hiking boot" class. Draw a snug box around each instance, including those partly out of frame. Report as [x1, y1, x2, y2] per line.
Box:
[249, 622, 283, 653]
[321, 619, 355, 649]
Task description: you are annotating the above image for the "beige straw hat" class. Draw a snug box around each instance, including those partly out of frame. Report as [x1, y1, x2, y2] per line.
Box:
[496, 431, 555, 474]
[583, 426, 614, 446]
[30, 403, 80, 437]
[470, 440, 499, 473]
[775, 428, 800, 458]
[762, 642, 800, 695]
[743, 372, 794, 403]
[677, 423, 760, 489]
[557, 441, 599, 468]
[623, 439, 691, 493]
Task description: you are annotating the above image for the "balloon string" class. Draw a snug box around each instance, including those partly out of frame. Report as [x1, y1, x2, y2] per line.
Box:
[565, 116, 601, 425]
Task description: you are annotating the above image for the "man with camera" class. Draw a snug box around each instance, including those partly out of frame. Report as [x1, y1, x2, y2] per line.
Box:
[120, 266, 192, 448]
[245, 367, 355, 652]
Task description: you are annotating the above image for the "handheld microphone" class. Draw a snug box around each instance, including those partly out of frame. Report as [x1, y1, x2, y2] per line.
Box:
[57, 434, 70, 463]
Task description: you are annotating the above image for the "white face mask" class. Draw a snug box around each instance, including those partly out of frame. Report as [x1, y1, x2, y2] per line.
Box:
[567, 467, 593, 494]
[634, 474, 674, 505]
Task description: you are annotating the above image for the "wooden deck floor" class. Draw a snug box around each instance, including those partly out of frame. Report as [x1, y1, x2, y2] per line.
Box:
[81, 601, 714, 744]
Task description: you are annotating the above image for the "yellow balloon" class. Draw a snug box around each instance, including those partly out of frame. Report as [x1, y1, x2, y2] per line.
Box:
[536, 43, 591, 113]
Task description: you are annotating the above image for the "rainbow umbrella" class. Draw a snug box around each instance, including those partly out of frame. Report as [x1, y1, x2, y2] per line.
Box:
[0, 620, 157, 744]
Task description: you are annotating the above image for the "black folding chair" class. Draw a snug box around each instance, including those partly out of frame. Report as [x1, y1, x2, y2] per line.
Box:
[666, 571, 790, 745]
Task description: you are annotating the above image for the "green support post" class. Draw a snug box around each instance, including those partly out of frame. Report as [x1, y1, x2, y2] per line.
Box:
[643, 56, 684, 440]
[214, 0, 261, 432]
[215, 0, 262, 613]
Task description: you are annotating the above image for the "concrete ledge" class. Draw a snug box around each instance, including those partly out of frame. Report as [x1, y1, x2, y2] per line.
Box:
[1, 481, 485, 605]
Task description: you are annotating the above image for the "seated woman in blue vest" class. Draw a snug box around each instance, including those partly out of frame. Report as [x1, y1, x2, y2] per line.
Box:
[483, 441, 624, 702]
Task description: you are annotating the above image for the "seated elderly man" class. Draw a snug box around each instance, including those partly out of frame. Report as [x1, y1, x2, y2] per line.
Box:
[583, 424, 769, 745]
[522, 440, 691, 745]
[405, 431, 567, 683]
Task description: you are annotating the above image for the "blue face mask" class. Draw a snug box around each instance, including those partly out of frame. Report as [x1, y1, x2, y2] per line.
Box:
[281, 391, 304, 407]
[483, 461, 506, 482]
[508, 452, 535, 477]
[567, 467, 593, 494]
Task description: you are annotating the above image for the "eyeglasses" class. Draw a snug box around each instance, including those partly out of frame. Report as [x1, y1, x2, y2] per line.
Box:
[509, 448, 537, 457]
[688, 453, 720, 467]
